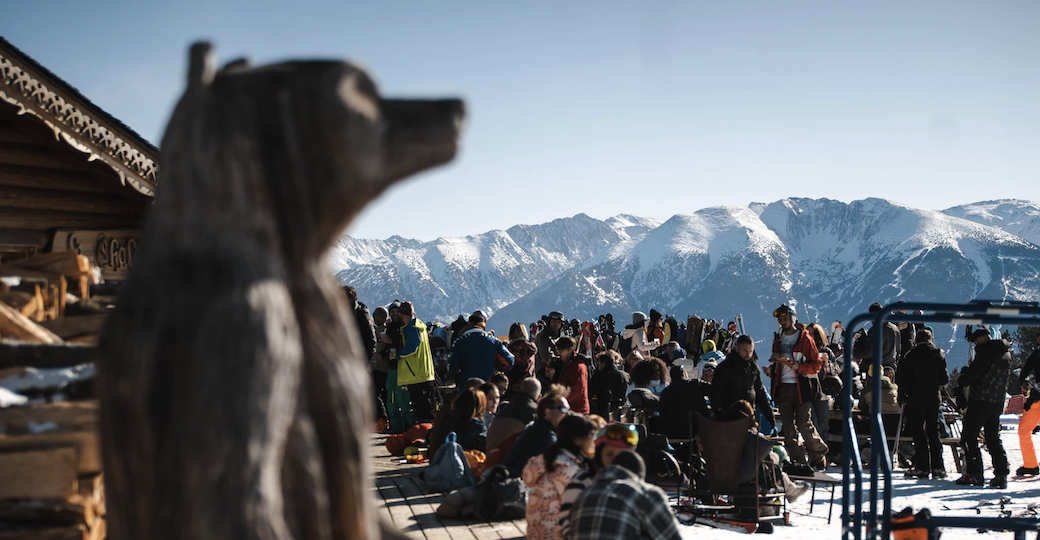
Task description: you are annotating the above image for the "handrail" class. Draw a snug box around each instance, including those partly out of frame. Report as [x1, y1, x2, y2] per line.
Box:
[842, 301, 1040, 540]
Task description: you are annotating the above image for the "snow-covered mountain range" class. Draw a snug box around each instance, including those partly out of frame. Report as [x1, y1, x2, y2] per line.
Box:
[333, 198, 1040, 366]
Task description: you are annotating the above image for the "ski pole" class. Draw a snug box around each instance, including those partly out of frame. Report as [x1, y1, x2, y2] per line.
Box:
[892, 402, 906, 469]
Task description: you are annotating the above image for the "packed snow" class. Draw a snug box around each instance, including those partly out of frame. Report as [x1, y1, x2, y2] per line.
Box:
[677, 429, 1040, 539]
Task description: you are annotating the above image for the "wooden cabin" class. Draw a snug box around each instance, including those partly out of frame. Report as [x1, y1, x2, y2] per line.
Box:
[0, 37, 156, 282]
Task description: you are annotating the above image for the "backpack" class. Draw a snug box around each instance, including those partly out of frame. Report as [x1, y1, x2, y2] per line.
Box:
[424, 432, 474, 493]
[473, 465, 527, 520]
[618, 332, 634, 359]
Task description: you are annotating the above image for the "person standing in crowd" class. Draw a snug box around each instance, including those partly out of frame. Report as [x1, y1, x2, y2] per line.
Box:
[343, 285, 377, 362]
[1016, 329, 1040, 476]
[344, 286, 379, 420]
[370, 306, 391, 427]
[767, 304, 828, 471]
[896, 328, 949, 479]
[806, 323, 835, 451]
[523, 415, 597, 540]
[700, 339, 725, 375]
[566, 451, 682, 540]
[447, 311, 514, 384]
[507, 322, 538, 395]
[712, 334, 775, 427]
[956, 328, 1011, 488]
[394, 301, 436, 423]
[647, 309, 666, 350]
[589, 350, 630, 419]
[720, 320, 741, 354]
[536, 311, 566, 386]
[621, 312, 659, 358]
[556, 337, 591, 414]
[504, 394, 571, 476]
[898, 320, 916, 363]
[854, 302, 901, 369]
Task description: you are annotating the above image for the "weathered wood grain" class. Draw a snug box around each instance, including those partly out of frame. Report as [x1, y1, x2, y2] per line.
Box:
[95, 41, 463, 540]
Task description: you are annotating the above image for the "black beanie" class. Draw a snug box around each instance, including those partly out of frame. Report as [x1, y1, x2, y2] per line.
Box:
[612, 450, 646, 480]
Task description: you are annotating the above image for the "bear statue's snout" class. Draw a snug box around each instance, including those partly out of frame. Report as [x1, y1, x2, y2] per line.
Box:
[380, 98, 466, 183]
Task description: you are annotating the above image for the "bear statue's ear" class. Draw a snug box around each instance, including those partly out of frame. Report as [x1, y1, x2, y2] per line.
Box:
[219, 58, 251, 74]
[187, 41, 216, 90]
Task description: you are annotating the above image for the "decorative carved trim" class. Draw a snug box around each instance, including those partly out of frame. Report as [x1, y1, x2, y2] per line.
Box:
[0, 50, 157, 197]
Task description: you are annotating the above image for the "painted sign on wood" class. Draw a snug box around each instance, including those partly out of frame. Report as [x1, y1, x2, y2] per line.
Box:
[51, 229, 137, 280]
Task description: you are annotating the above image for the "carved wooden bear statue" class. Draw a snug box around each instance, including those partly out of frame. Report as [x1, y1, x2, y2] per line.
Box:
[96, 42, 464, 540]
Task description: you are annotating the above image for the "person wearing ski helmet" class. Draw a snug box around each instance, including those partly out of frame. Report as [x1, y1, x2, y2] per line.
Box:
[767, 304, 829, 471]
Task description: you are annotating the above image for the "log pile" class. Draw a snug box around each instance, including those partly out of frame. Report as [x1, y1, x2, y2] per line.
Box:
[0, 402, 104, 539]
[0, 250, 105, 538]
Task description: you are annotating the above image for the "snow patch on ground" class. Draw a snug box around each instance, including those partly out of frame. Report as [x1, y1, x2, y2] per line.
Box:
[676, 430, 1040, 539]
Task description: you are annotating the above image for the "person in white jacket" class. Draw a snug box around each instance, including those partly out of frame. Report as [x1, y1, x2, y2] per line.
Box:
[621, 312, 659, 357]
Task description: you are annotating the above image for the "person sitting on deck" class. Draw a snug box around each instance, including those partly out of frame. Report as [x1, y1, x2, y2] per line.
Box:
[565, 450, 682, 540]
[503, 393, 570, 477]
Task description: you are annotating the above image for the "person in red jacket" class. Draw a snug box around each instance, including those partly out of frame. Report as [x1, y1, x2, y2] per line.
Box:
[556, 336, 591, 414]
[767, 304, 829, 471]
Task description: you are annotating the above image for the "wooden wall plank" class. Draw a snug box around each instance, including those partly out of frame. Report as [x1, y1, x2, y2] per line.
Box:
[0, 431, 100, 475]
[0, 207, 138, 230]
[0, 186, 143, 215]
[0, 163, 119, 194]
[0, 447, 78, 499]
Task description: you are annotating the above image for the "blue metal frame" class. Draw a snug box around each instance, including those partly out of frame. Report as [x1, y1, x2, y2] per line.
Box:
[842, 301, 1040, 540]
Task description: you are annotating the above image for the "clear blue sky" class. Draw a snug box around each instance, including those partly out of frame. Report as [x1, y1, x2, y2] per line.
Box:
[4, 1, 1038, 240]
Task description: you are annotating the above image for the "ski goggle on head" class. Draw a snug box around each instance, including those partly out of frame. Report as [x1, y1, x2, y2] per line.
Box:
[773, 305, 795, 318]
[595, 423, 639, 449]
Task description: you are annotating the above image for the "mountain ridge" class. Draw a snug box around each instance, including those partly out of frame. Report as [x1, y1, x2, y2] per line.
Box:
[333, 198, 1040, 366]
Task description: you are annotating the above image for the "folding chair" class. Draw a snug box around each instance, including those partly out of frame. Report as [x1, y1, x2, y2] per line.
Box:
[685, 413, 787, 526]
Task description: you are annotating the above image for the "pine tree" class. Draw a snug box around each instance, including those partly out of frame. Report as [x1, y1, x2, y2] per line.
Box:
[1013, 325, 1040, 360]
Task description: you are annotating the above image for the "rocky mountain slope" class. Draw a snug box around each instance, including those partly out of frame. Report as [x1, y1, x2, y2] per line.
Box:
[334, 198, 1040, 366]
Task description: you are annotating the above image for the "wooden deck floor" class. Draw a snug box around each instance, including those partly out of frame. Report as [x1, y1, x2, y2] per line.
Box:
[371, 434, 527, 540]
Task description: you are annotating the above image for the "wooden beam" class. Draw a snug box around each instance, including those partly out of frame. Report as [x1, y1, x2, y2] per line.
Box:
[5, 250, 90, 277]
[0, 401, 98, 435]
[0, 342, 94, 369]
[0, 207, 140, 230]
[0, 142, 64, 170]
[0, 526, 90, 540]
[0, 431, 100, 475]
[0, 301, 62, 342]
[0, 186, 144, 216]
[0, 227, 48, 248]
[0, 447, 79, 500]
[0, 163, 120, 194]
[39, 314, 108, 340]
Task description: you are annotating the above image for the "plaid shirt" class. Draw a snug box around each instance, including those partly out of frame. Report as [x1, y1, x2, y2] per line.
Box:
[565, 466, 682, 540]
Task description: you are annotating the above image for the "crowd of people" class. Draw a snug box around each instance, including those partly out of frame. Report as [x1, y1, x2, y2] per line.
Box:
[343, 285, 1036, 537]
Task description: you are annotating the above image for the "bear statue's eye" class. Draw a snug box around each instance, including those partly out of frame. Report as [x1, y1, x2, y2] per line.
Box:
[337, 75, 380, 122]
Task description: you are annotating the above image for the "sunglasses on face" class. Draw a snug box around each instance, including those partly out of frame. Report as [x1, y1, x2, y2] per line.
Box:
[550, 405, 570, 413]
[597, 423, 639, 447]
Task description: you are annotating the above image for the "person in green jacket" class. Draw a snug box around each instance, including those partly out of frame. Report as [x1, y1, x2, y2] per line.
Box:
[394, 301, 436, 422]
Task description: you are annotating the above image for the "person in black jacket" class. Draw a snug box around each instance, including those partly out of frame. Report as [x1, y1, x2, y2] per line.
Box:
[343, 286, 377, 361]
[956, 329, 1011, 488]
[590, 350, 630, 419]
[853, 303, 901, 369]
[658, 365, 710, 439]
[344, 286, 379, 420]
[711, 334, 775, 427]
[895, 329, 949, 479]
